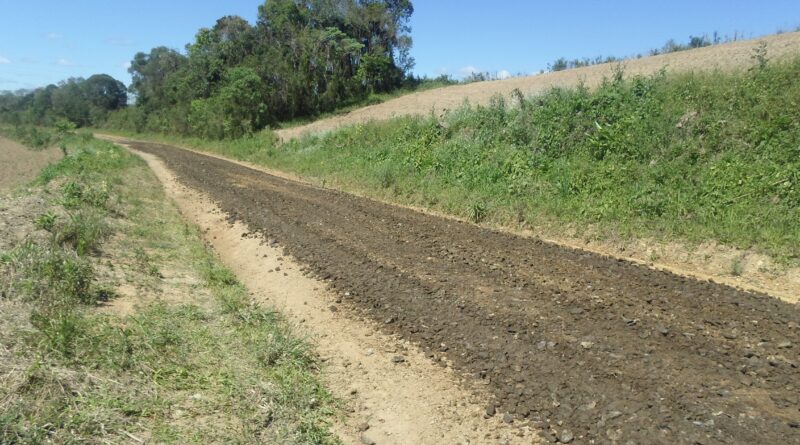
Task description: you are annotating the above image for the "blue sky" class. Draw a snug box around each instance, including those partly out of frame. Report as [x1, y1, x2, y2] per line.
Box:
[1, 0, 798, 91]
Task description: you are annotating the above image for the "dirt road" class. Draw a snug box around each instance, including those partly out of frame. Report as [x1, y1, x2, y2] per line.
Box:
[276, 31, 800, 141]
[125, 139, 800, 444]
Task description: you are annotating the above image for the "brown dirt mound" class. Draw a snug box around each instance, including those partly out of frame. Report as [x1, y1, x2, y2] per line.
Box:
[126, 139, 800, 445]
[277, 31, 800, 141]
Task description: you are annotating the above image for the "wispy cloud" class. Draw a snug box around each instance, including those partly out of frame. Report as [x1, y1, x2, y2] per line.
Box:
[458, 65, 480, 77]
[0, 56, 10, 65]
[56, 58, 75, 67]
[121, 61, 132, 70]
[497, 69, 511, 80]
[46, 32, 63, 40]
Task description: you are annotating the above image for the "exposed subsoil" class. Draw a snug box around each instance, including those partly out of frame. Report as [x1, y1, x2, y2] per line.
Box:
[127, 139, 800, 445]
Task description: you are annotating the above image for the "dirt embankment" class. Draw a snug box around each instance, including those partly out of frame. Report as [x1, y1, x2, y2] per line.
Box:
[276, 31, 800, 141]
[0, 136, 61, 191]
[126, 139, 800, 445]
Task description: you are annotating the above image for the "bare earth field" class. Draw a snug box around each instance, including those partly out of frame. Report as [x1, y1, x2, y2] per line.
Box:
[122, 139, 800, 445]
[276, 31, 800, 141]
[0, 136, 61, 191]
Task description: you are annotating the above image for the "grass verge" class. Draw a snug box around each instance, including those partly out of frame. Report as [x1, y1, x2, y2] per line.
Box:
[101, 53, 800, 262]
[0, 134, 338, 444]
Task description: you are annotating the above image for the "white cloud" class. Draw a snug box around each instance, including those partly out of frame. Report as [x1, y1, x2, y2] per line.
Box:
[46, 32, 62, 40]
[0, 56, 10, 65]
[121, 61, 132, 70]
[497, 69, 511, 80]
[56, 58, 74, 66]
[458, 65, 480, 77]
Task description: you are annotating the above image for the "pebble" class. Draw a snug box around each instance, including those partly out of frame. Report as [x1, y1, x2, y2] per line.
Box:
[502, 413, 513, 424]
[357, 422, 370, 432]
[559, 430, 575, 443]
[329, 305, 338, 312]
[485, 405, 496, 418]
[580, 341, 594, 349]
[360, 434, 376, 445]
[391, 355, 405, 363]
[777, 341, 792, 349]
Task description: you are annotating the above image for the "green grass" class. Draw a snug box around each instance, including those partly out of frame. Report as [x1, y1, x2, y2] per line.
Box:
[0, 134, 338, 443]
[103, 54, 800, 261]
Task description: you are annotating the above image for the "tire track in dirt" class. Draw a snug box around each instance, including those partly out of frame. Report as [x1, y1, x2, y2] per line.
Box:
[127, 139, 800, 445]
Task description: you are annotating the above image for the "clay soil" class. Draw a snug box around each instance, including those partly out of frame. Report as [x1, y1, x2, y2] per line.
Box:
[276, 31, 800, 141]
[126, 140, 800, 444]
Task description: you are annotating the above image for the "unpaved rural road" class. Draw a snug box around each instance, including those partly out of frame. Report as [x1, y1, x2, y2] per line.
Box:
[125, 139, 800, 444]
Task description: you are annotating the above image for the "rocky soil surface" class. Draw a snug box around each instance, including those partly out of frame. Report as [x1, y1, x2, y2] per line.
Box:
[128, 140, 800, 445]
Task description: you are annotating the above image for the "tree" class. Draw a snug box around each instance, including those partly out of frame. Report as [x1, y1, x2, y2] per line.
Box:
[128, 47, 187, 109]
[84, 74, 127, 110]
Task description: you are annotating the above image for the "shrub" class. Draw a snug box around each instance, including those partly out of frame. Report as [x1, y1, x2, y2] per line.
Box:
[54, 210, 110, 256]
[0, 240, 94, 305]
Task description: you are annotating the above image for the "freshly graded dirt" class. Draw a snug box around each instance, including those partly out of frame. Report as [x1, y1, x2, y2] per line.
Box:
[276, 31, 800, 141]
[132, 148, 538, 444]
[127, 139, 800, 444]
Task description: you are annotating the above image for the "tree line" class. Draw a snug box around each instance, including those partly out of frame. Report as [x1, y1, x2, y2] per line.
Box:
[113, 0, 414, 138]
[1, 0, 415, 140]
[0, 75, 127, 128]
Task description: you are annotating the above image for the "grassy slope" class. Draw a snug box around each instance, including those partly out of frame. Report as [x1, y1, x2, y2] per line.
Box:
[101, 56, 800, 261]
[0, 134, 338, 444]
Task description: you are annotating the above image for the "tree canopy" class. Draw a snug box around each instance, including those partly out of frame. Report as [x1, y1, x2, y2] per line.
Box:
[112, 0, 415, 138]
[0, 75, 127, 128]
[1, 0, 415, 138]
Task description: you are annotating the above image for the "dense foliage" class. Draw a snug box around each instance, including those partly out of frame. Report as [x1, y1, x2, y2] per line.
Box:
[0, 75, 126, 127]
[106, 0, 415, 138]
[0, 1, 415, 139]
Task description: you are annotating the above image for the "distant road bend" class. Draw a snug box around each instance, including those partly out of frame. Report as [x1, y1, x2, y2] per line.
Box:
[126, 139, 800, 444]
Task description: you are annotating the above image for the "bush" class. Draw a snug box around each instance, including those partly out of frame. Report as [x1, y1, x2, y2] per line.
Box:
[54, 210, 110, 256]
[1, 241, 94, 305]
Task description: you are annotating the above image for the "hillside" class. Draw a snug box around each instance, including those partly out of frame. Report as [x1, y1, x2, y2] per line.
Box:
[277, 31, 800, 140]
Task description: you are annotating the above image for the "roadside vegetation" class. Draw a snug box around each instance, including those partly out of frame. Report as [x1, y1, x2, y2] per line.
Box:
[107, 50, 800, 261]
[0, 134, 337, 443]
